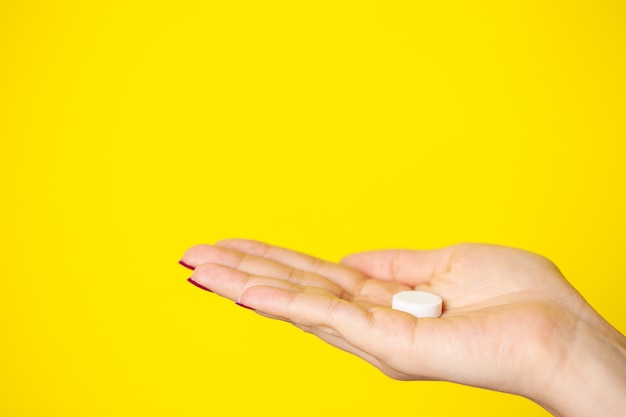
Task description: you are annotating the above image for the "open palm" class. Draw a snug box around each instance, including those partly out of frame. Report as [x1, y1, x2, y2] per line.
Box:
[182, 240, 590, 404]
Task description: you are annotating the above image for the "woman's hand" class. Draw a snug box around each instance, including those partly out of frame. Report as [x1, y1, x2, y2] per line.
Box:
[180, 240, 626, 417]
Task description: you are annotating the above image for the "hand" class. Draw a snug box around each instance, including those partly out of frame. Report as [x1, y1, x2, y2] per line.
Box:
[180, 240, 626, 417]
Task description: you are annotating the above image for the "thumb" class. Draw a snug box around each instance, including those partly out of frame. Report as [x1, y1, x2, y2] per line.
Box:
[340, 247, 454, 287]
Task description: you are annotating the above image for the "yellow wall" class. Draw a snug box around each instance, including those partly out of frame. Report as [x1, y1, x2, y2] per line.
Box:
[1, 1, 624, 416]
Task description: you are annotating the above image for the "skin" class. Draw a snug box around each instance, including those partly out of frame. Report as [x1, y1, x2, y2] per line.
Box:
[180, 240, 626, 417]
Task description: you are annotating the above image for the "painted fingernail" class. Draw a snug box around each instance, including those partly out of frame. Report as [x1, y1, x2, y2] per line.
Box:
[179, 260, 195, 270]
[187, 277, 213, 292]
[235, 302, 255, 311]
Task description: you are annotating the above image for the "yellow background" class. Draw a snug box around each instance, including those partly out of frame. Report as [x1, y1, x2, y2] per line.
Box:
[1, 1, 624, 416]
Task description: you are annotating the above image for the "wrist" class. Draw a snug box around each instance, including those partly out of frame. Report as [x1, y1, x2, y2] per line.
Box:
[534, 305, 626, 417]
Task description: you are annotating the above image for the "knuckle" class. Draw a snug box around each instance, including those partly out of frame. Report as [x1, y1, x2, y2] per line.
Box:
[286, 268, 305, 283]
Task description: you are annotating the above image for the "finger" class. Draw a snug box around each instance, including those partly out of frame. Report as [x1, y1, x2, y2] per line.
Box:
[215, 239, 366, 294]
[191, 263, 334, 302]
[339, 247, 456, 287]
[238, 285, 425, 368]
[210, 242, 411, 305]
[182, 244, 346, 298]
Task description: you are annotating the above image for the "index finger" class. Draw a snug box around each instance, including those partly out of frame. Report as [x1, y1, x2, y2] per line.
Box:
[216, 239, 367, 294]
[238, 284, 424, 368]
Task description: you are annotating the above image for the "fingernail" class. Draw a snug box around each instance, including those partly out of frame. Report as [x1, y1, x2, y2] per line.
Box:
[187, 277, 213, 292]
[235, 302, 255, 311]
[179, 260, 195, 270]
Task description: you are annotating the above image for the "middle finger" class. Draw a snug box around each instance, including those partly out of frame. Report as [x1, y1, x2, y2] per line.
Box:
[184, 244, 346, 298]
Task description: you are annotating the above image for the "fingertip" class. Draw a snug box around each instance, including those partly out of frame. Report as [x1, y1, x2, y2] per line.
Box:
[187, 277, 213, 292]
[183, 243, 213, 256]
[238, 284, 274, 303]
[238, 285, 289, 313]
[339, 251, 378, 269]
[338, 253, 360, 267]
[179, 260, 195, 270]
[234, 301, 255, 311]
[339, 251, 390, 277]
[179, 244, 213, 269]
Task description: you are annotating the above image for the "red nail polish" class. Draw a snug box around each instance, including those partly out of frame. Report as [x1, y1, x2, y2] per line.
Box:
[179, 260, 195, 270]
[235, 302, 255, 311]
[187, 278, 213, 292]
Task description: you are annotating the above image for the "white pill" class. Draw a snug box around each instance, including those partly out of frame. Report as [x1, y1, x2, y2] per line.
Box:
[392, 291, 443, 318]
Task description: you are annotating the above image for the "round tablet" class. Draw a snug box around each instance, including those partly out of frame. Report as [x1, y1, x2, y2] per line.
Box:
[392, 291, 443, 318]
